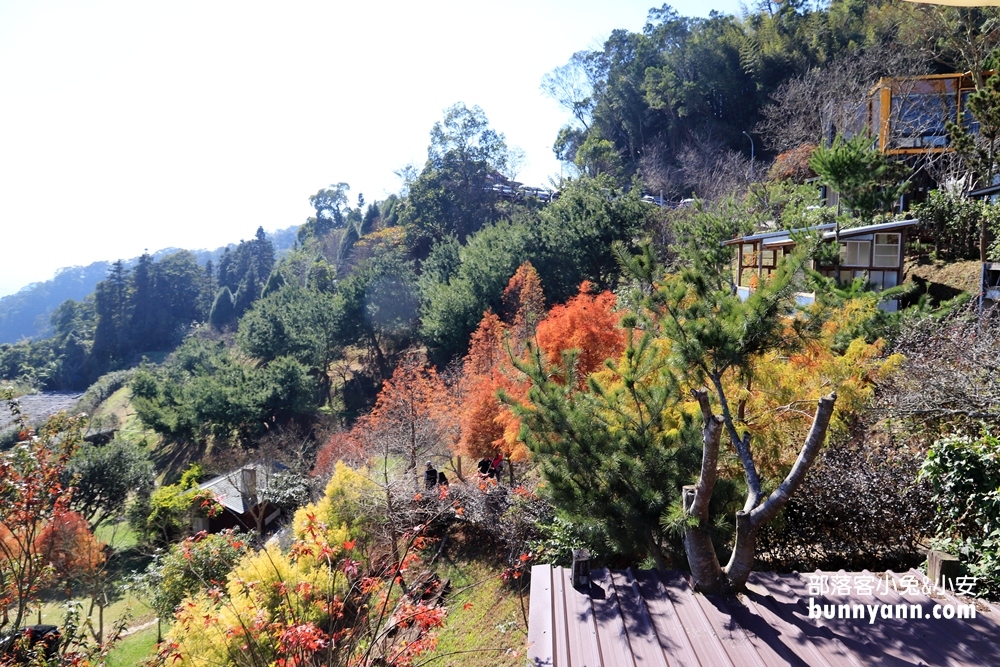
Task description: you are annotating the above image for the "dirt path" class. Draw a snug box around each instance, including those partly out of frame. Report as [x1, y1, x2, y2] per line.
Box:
[121, 618, 158, 638]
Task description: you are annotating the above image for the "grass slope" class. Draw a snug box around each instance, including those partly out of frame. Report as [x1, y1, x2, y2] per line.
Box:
[428, 531, 529, 667]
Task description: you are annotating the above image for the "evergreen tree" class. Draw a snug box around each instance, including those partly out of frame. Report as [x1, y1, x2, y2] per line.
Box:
[209, 286, 237, 331]
[128, 253, 162, 352]
[809, 134, 909, 223]
[218, 228, 275, 317]
[91, 260, 132, 371]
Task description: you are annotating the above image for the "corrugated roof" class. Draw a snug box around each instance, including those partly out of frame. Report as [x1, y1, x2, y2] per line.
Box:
[199, 461, 286, 514]
[968, 184, 1000, 199]
[723, 220, 920, 249]
[528, 565, 1000, 666]
[723, 223, 836, 246]
[822, 219, 919, 240]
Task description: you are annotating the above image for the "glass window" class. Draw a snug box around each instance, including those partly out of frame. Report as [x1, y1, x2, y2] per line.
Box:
[841, 240, 871, 267]
[761, 249, 776, 267]
[961, 90, 981, 135]
[741, 244, 755, 266]
[874, 233, 900, 268]
[890, 91, 955, 149]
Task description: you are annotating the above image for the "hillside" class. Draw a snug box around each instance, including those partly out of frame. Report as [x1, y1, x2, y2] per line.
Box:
[6, 1, 1000, 664]
[0, 225, 300, 345]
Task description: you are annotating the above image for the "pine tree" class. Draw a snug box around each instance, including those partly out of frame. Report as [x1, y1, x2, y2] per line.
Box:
[91, 260, 132, 371]
[209, 286, 237, 331]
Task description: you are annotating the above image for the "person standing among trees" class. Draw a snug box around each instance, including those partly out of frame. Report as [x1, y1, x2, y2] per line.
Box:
[424, 461, 438, 490]
[490, 452, 504, 481]
[477, 458, 492, 478]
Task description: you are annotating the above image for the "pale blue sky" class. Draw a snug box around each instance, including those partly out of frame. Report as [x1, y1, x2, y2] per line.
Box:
[0, 0, 746, 298]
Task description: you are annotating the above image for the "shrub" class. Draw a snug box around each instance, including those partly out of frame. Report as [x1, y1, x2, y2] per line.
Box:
[141, 529, 248, 621]
[161, 517, 446, 666]
[757, 441, 934, 572]
[77, 368, 136, 414]
[127, 465, 220, 547]
[921, 431, 1000, 598]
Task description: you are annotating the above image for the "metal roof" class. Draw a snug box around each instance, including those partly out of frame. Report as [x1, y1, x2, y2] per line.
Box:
[968, 184, 1000, 199]
[199, 461, 286, 514]
[724, 220, 920, 249]
[822, 219, 919, 240]
[723, 223, 836, 246]
[528, 565, 1000, 666]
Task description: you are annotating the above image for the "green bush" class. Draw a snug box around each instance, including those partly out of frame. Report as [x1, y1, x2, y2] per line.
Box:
[139, 529, 247, 620]
[921, 432, 1000, 597]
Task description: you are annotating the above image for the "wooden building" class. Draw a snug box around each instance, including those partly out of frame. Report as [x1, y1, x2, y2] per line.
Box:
[195, 462, 286, 534]
[724, 219, 918, 311]
[867, 72, 984, 156]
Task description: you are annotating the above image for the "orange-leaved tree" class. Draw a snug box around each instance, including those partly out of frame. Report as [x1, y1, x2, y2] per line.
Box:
[362, 353, 456, 490]
[313, 430, 368, 480]
[457, 310, 510, 464]
[535, 281, 625, 382]
[35, 510, 106, 596]
[455, 265, 547, 478]
[500, 262, 546, 347]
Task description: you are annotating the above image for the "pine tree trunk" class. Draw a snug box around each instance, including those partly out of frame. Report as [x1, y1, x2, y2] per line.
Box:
[685, 391, 837, 594]
[682, 485, 725, 593]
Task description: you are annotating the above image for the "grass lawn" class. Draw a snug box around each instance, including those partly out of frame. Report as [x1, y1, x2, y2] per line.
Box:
[107, 624, 159, 667]
[36, 591, 154, 634]
[95, 519, 139, 550]
[36, 520, 155, 643]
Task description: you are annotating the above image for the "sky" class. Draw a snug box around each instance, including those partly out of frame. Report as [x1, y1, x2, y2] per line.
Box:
[0, 0, 746, 298]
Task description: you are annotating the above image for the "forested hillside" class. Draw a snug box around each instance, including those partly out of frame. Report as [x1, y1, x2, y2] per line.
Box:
[6, 1, 1000, 665]
[0, 226, 300, 346]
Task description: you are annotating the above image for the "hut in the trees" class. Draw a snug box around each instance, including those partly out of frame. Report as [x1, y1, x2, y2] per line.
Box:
[195, 461, 287, 534]
[724, 219, 919, 311]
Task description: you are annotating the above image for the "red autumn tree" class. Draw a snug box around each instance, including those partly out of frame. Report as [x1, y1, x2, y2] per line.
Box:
[456, 310, 508, 462]
[313, 430, 368, 480]
[456, 314, 532, 472]
[500, 262, 546, 348]
[35, 510, 106, 593]
[455, 266, 550, 474]
[535, 281, 625, 381]
[362, 353, 456, 490]
[0, 394, 87, 634]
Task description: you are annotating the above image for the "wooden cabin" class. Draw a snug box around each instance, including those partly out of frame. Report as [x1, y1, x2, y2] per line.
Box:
[725, 219, 919, 311]
[866, 73, 985, 156]
[967, 183, 1000, 311]
[195, 461, 287, 534]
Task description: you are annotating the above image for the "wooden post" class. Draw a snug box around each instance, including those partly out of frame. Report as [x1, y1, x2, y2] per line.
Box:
[927, 549, 962, 590]
[572, 549, 591, 590]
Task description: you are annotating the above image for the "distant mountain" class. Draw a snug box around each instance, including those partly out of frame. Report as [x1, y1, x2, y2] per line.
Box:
[0, 225, 300, 345]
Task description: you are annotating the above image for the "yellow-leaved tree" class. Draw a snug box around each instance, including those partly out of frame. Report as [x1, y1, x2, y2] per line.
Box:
[164, 461, 445, 667]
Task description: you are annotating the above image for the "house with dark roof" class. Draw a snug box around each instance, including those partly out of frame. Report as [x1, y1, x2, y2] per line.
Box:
[195, 461, 287, 534]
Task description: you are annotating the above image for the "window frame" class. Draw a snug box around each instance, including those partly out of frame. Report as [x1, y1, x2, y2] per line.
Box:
[873, 233, 901, 268]
[840, 240, 871, 267]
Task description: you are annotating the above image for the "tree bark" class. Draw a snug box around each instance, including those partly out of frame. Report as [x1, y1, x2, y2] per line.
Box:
[709, 373, 763, 511]
[682, 390, 726, 592]
[723, 392, 837, 592]
[685, 390, 837, 594]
